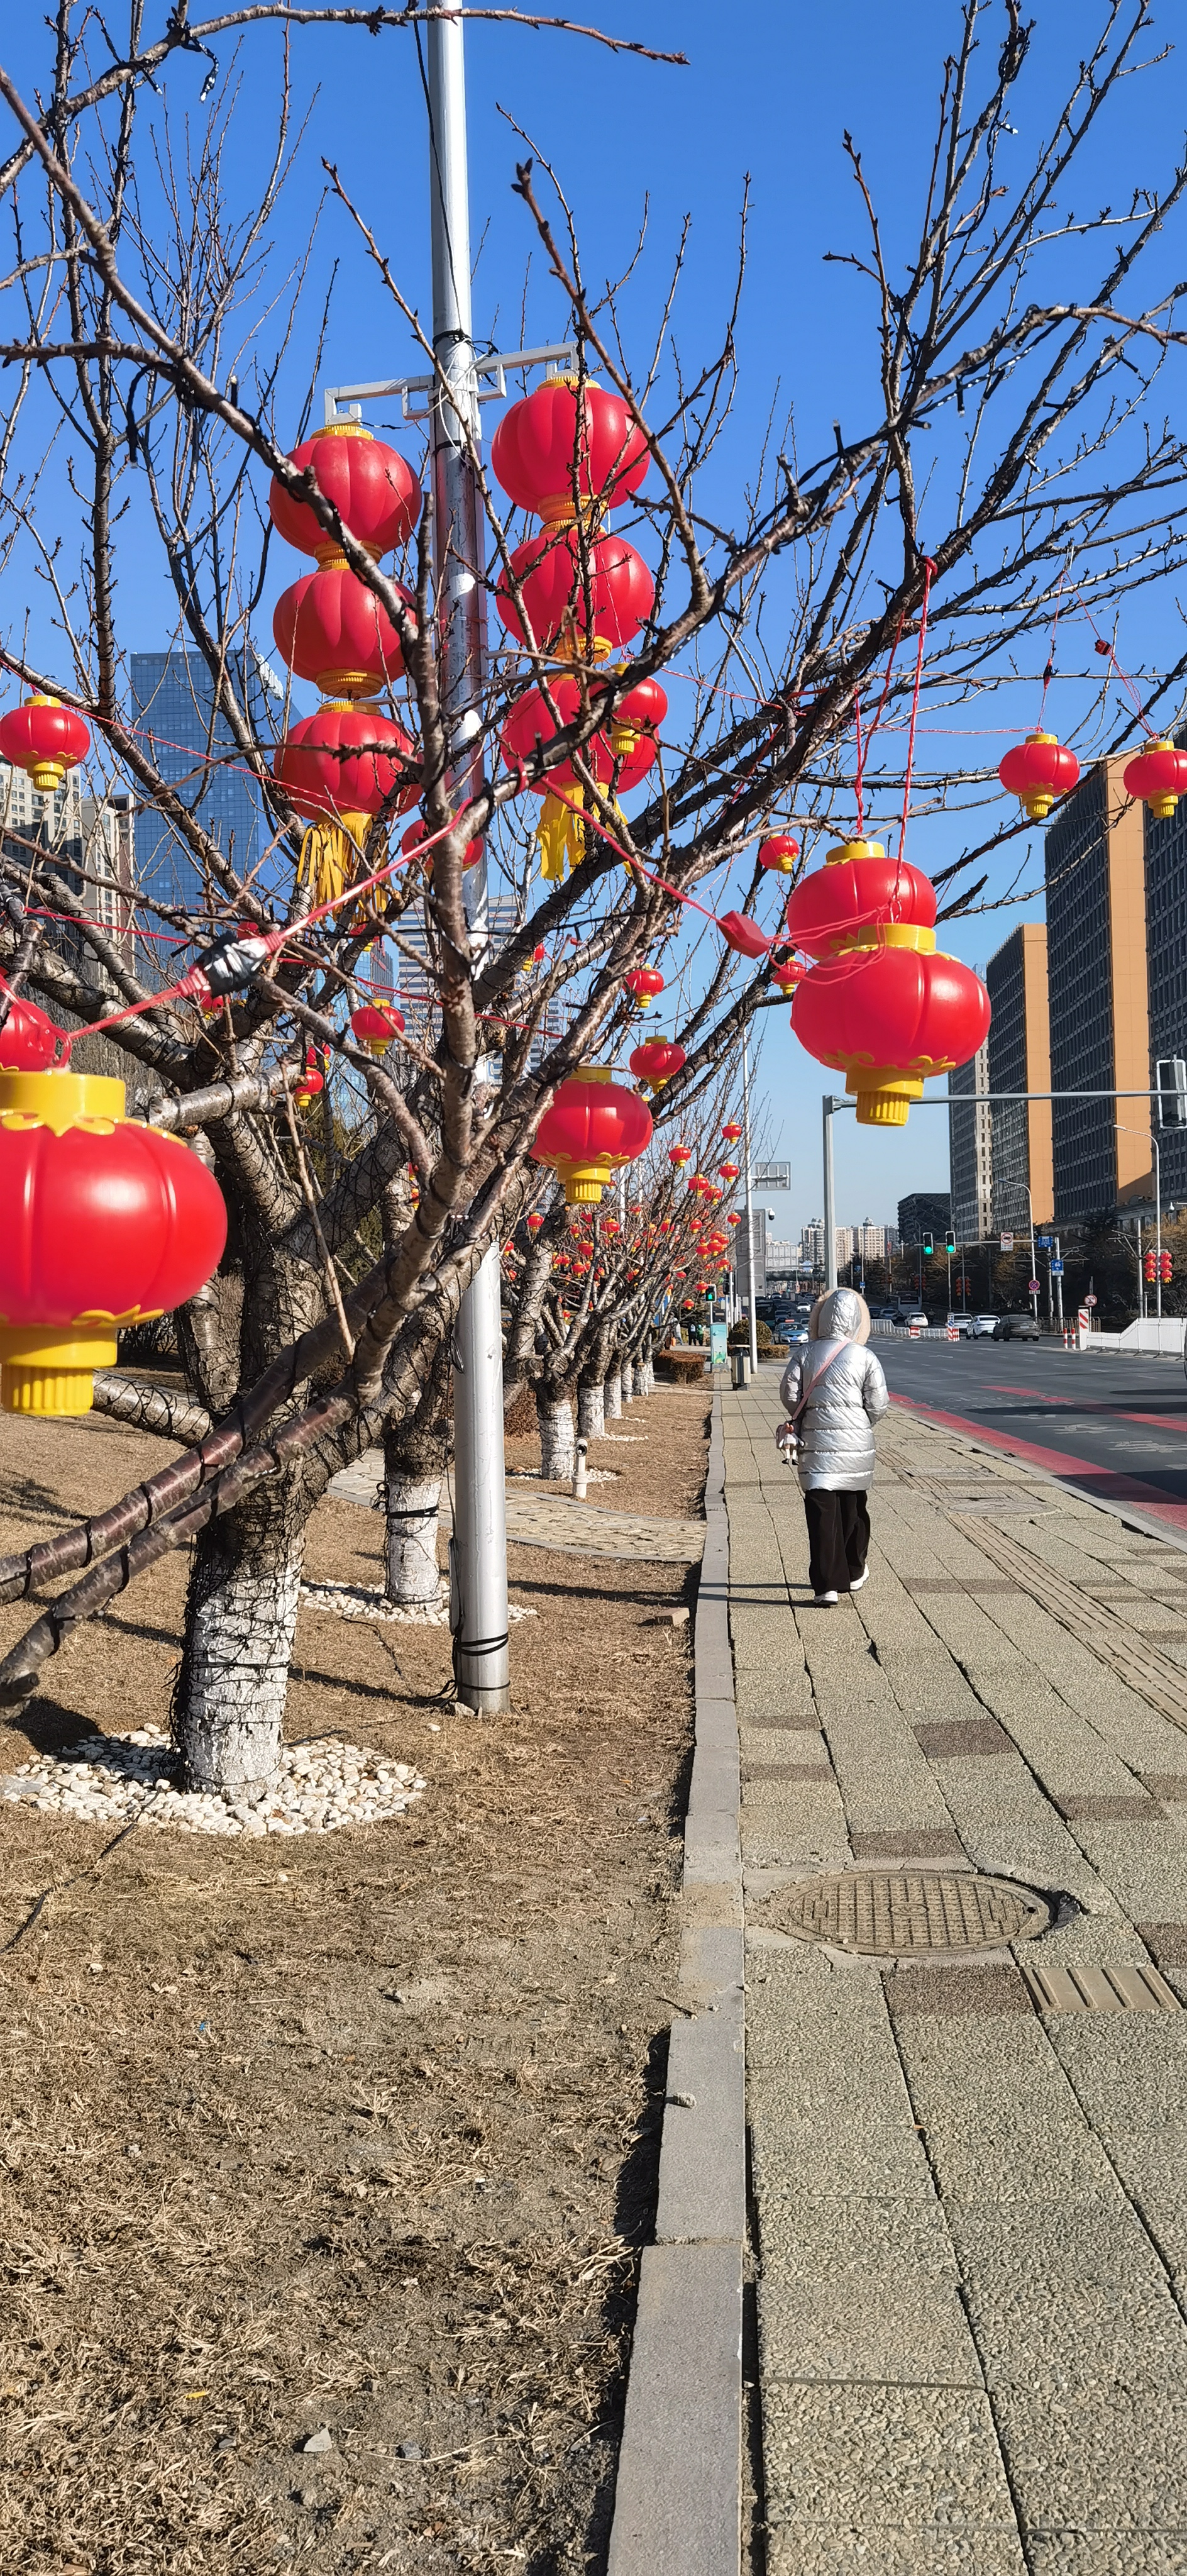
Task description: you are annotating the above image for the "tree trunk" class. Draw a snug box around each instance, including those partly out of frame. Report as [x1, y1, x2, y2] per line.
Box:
[578, 1379, 605, 1441]
[174, 1472, 307, 1794]
[538, 1386, 575, 1480]
[638, 1348, 654, 1396]
[383, 1455, 443, 1606]
[604, 1365, 622, 1420]
[621, 1358, 634, 1401]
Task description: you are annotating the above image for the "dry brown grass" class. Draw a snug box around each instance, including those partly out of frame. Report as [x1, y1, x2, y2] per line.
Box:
[0, 1388, 708, 2573]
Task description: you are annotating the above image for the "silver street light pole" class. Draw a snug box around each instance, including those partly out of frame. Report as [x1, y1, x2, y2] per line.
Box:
[427, 14, 511, 1716]
[742, 1023, 758, 1371]
[822, 1094, 839, 1291]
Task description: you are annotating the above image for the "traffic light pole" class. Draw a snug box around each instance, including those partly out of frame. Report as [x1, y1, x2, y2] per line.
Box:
[426, 13, 511, 1716]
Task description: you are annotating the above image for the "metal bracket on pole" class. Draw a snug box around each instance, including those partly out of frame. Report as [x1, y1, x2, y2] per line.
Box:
[321, 342, 578, 429]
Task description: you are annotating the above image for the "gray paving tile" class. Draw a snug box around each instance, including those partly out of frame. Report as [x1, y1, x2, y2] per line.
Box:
[947, 2195, 1187, 2386]
[766, 2530, 1028, 2574]
[1025, 2541, 1187, 2576]
[761, 2381, 1019, 2531]
[992, 2380, 1187, 2529]
[758, 2192, 980, 2387]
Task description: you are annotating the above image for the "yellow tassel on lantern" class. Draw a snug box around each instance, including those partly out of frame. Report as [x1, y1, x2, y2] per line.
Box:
[538, 787, 585, 880]
[296, 810, 387, 914]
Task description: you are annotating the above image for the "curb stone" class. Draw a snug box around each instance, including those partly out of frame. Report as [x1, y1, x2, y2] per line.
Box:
[607, 1392, 744, 2576]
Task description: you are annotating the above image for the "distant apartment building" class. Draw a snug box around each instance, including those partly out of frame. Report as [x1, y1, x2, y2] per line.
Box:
[766, 1239, 801, 1278]
[1044, 758, 1150, 1221]
[1, 762, 135, 980]
[985, 923, 1054, 1231]
[897, 1192, 951, 1249]
[800, 1219, 825, 1276]
[948, 1037, 992, 1240]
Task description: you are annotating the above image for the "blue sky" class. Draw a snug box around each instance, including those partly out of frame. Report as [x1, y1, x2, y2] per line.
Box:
[4, 2, 1186, 1235]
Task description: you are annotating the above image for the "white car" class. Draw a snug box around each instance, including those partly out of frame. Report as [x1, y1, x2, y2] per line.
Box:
[964, 1314, 1000, 1340]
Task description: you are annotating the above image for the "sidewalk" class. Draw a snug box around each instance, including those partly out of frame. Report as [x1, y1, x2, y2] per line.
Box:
[726, 1370, 1187, 2573]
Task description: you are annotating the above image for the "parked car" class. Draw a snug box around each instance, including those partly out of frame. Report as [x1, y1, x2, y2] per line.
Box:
[897, 1309, 930, 1330]
[964, 1314, 1002, 1340]
[992, 1311, 1040, 1341]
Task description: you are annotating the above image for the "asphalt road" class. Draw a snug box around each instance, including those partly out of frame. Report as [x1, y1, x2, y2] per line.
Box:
[875, 1330, 1187, 1534]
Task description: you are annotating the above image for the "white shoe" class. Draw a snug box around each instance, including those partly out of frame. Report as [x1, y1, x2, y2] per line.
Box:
[814, 1590, 838, 1607]
[849, 1569, 869, 1592]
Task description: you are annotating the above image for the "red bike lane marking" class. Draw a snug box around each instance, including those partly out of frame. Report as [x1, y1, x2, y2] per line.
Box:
[887, 1390, 1187, 1530]
[993, 1380, 1187, 1436]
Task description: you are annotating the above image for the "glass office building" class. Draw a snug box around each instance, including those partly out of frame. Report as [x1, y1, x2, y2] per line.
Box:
[130, 652, 272, 970]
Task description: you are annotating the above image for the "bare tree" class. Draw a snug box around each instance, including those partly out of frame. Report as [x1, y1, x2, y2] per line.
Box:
[0, 2, 1184, 1787]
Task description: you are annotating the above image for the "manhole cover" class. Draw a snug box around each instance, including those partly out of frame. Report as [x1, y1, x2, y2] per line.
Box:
[766, 1869, 1052, 1955]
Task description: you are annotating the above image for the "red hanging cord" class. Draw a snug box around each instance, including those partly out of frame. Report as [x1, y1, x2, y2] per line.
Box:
[853, 690, 864, 838]
[895, 557, 936, 893]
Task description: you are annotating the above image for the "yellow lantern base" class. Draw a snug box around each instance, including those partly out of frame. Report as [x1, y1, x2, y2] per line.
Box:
[826, 837, 886, 866]
[1150, 794, 1179, 820]
[846, 1067, 925, 1128]
[0, 1326, 118, 1418]
[1022, 791, 1055, 821]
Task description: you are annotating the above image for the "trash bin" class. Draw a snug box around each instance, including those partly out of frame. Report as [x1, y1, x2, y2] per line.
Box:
[731, 1352, 750, 1388]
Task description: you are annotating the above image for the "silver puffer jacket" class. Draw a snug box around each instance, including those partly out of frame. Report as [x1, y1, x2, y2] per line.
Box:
[778, 1286, 890, 1492]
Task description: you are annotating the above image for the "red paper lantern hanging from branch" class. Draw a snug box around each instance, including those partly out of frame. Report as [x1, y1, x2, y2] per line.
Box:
[273, 565, 414, 697]
[294, 1048, 326, 1106]
[0, 1068, 227, 1416]
[495, 528, 654, 652]
[720, 1121, 743, 1143]
[624, 967, 665, 1011]
[792, 945, 990, 1128]
[629, 1038, 685, 1092]
[998, 730, 1079, 821]
[490, 377, 649, 522]
[268, 423, 421, 564]
[719, 1161, 740, 1184]
[0, 696, 91, 796]
[668, 1143, 692, 1169]
[772, 957, 805, 993]
[530, 1065, 653, 1206]
[783, 839, 937, 960]
[1122, 738, 1187, 821]
[273, 703, 417, 907]
[500, 670, 667, 880]
[759, 834, 800, 874]
[526, 1211, 545, 1233]
[350, 1001, 406, 1058]
[400, 815, 485, 871]
[0, 983, 60, 1071]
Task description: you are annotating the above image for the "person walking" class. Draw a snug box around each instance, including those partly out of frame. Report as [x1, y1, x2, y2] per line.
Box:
[776, 1285, 889, 1606]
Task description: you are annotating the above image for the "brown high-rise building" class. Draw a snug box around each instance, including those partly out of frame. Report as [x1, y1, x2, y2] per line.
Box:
[1043, 759, 1150, 1221]
[985, 923, 1053, 1230]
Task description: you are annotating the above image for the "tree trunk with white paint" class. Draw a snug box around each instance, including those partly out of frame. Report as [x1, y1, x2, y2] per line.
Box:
[538, 1387, 575, 1480]
[604, 1365, 622, 1421]
[578, 1379, 605, 1442]
[174, 1472, 307, 1793]
[383, 1463, 443, 1606]
[621, 1358, 634, 1401]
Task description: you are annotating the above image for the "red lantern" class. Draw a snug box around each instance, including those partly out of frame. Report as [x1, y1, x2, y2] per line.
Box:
[721, 1121, 743, 1143]
[272, 565, 413, 696]
[629, 1038, 685, 1091]
[727, 1211, 741, 1228]
[490, 377, 649, 523]
[0, 1068, 227, 1416]
[501, 670, 667, 879]
[773, 958, 805, 992]
[719, 1162, 740, 1184]
[759, 834, 800, 874]
[998, 730, 1079, 821]
[268, 423, 421, 564]
[495, 528, 653, 651]
[624, 967, 665, 1011]
[0, 696, 90, 796]
[350, 1001, 406, 1058]
[274, 703, 417, 908]
[1123, 738, 1187, 821]
[0, 983, 59, 1072]
[294, 1048, 326, 1106]
[668, 1143, 692, 1169]
[792, 945, 990, 1128]
[783, 839, 936, 960]
[400, 815, 484, 871]
[526, 1211, 545, 1233]
[717, 911, 771, 960]
[531, 1065, 653, 1206]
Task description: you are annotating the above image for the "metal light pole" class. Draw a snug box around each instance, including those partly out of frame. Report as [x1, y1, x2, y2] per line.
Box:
[822, 1094, 841, 1291]
[1155, 1133, 1164, 1321]
[427, 16, 511, 1716]
[742, 1024, 758, 1370]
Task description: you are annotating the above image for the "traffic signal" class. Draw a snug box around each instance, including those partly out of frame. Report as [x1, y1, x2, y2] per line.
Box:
[1162, 1250, 1174, 1283]
[1145, 1248, 1157, 1283]
[945, 1231, 956, 1253]
[1157, 1060, 1187, 1128]
[922, 1232, 934, 1255]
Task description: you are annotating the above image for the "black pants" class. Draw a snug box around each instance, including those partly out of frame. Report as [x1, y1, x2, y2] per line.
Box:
[804, 1488, 870, 1596]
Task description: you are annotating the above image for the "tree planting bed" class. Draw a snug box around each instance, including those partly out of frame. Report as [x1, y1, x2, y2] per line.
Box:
[0, 1384, 709, 2575]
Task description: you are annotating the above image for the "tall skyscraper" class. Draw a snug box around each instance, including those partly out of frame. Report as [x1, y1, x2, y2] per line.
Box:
[1044, 758, 1150, 1221]
[897, 1191, 951, 1249]
[734, 1208, 767, 1299]
[985, 924, 1053, 1231]
[948, 1037, 992, 1240]
[1142, 758, 1187, 1200]
[130, 652, 270, 969]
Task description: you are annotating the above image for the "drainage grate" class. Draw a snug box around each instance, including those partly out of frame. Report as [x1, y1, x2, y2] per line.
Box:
[765, 1868, 1052, 1955]
[1021, 1958, 1179, 2013]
